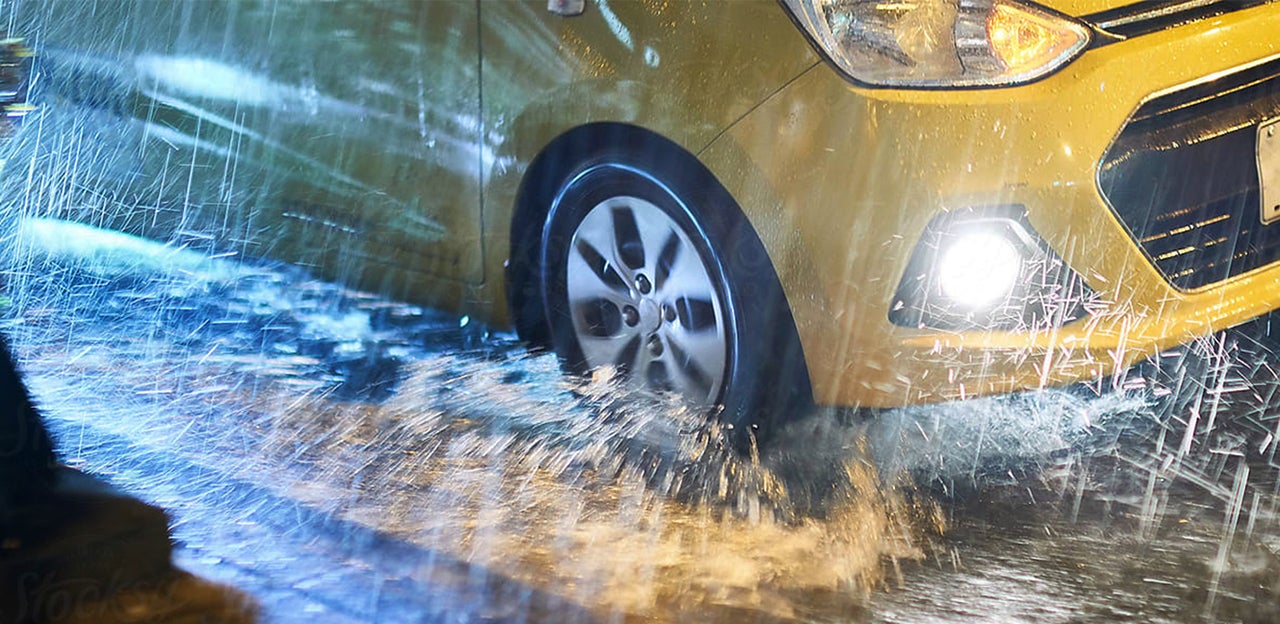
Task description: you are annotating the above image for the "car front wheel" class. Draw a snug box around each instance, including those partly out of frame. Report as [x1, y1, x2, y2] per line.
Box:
[533, 130, 812, 449]
[553, 187, 729, 407]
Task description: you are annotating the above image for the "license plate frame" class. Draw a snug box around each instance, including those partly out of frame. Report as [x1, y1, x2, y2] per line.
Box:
[1260, 118, 1280, 225]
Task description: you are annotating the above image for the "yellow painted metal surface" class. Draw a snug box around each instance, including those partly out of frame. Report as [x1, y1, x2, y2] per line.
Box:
[386, 0, 821, 319]
[9, 0, 1280, 411]
[467, 0, 819, 315]
[7, 0, 486, 298]
[1037, 0, 1134, 16]
[695, 2, 1280, 406]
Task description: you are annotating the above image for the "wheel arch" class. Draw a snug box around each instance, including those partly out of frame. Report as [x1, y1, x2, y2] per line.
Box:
[507, 123, 677, 348]
[506, 122, 815, 434]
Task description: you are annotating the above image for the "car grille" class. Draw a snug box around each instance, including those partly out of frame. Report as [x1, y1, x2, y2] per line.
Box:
[1098, 56, 1280, 290]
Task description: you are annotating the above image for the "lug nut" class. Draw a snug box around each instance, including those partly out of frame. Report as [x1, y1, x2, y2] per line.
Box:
[636, 274, 652, 295]
[647, 335, 664, 357]
[622, 305, 639, 327]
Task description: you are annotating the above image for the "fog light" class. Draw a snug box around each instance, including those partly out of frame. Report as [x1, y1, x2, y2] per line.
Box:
[888, 206, 1095, 332]
[937, 231, 1022, 309]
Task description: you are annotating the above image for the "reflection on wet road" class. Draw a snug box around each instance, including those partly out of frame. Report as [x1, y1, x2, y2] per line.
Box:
[6, 220, 1280, 622]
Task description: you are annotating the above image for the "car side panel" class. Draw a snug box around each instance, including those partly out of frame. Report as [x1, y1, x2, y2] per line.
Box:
[4, 0, 485, 302]
[468, 0, 819, 324]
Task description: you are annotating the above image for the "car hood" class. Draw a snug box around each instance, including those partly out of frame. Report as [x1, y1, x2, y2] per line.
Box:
[1037, 0, 1136, 17]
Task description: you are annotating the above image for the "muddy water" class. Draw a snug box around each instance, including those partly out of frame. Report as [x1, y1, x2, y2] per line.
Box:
[27, 344, 942, 620]
[2, 228, 941, 621]
[7, 221, 1280, 622]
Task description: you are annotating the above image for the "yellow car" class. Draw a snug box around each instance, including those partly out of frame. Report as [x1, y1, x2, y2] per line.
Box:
[4, 0, 1280, 445]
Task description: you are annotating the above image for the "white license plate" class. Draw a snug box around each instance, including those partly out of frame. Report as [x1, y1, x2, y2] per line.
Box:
[1260, 118, 1280, 225]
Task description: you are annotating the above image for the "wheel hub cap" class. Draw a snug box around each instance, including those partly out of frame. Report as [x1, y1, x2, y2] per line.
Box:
[565, 196, 728, 405]
[639, 299, 661, 333]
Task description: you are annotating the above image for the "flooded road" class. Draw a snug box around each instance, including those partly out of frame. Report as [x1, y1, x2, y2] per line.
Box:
[5, 219, 1280, 622]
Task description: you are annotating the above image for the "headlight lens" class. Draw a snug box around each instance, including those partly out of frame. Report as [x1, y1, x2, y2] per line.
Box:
[783, 0, 1091, 88]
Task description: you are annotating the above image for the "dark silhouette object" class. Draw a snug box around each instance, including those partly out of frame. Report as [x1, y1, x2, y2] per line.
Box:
[0, 337, 174, 623]
[0, 335, 59, 517]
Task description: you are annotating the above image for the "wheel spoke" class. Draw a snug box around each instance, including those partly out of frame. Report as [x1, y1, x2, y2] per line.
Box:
[614, 334, 642, 373]
[670, 326, 721, 386]
[664, 338, 713, 399]
[657, 243, 716, 302]
[577, 298, 622, 337]
[654, 230, 680, 292]
[572, 239, 630, 294]
[566, 266, 631, 317]
[674, 296, 718, 332]
[612, 206, 646, 271]
[576, 331, 640, 376]
[646, 359, 673, 393]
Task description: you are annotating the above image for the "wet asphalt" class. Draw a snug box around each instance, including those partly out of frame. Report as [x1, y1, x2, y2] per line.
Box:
[5, 222, 1280, 623]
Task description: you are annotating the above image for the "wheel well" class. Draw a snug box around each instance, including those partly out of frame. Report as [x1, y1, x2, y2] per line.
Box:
[505, 122, 814, 434]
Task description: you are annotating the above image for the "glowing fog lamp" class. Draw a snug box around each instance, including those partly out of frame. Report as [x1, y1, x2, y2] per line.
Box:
[889, 207, 1094, 331]
[936, 231, 1023, 308]
[782, 0, 1091, 88]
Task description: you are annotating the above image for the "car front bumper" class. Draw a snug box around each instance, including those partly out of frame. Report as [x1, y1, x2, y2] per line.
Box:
[700, 2, 1280, 409]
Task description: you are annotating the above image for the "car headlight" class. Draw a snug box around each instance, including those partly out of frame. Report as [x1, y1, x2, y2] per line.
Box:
[782, 0, 1091, 88]
[888, 206, 1096, 332]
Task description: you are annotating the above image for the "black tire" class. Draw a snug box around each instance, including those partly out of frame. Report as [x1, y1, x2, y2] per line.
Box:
[521, 124, 812, 450]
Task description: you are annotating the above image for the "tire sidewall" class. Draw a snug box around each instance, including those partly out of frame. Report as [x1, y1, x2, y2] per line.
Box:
[541, 162, 738, 408]
[539, 145, 806, 446]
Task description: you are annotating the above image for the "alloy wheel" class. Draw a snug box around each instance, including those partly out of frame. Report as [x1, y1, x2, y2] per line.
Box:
[564, 195, 728, 405]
